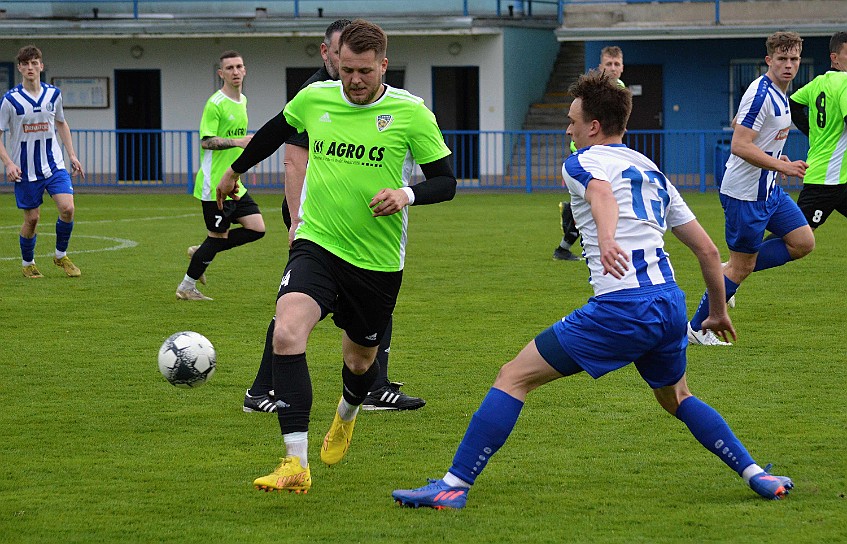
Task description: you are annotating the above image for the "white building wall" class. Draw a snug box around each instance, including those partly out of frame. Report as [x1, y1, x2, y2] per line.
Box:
[1, 35, 505, 132]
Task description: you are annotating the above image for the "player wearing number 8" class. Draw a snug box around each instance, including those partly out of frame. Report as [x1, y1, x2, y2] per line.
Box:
[788, 31, 847, 231]
[393, 70, 793, 510]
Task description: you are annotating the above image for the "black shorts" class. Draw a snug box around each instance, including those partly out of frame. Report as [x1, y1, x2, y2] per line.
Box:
[201, 193, 261, 233]
[796, 184, 847, 228]
[277, 239, 402, 347]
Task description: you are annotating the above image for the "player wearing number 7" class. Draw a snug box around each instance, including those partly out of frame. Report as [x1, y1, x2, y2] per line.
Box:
[393, 70, 793, 510]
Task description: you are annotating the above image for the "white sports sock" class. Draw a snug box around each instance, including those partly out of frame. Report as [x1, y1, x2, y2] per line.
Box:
[443, 472, 471, 488]
[22, 260, 35, 267]
[55, 250, 67, 259]
[283, 432, 309, 466]
[181, 275, 197, 288]
[741, 463, 765, 483]
[337, 398, 359, 422]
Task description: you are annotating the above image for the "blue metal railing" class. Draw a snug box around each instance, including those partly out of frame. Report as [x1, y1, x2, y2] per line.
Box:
[28, 128, 805, 193]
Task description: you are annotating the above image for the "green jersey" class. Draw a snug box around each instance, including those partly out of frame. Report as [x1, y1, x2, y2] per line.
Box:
[790, 71, 847, 185]
[283, 82, 451, 272]
[194, 90, 249, 200]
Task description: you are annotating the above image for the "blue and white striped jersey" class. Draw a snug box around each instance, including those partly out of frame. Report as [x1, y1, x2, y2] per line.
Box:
[563, 144, 695, 296]
[721, 75, 792, 201]
[0, 83, 67, 182]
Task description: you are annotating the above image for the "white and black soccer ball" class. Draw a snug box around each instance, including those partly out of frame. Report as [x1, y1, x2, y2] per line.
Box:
[158, 331, 216, 388]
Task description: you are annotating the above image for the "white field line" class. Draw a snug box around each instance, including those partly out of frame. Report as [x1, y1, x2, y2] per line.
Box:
[0, 213, 195, 261]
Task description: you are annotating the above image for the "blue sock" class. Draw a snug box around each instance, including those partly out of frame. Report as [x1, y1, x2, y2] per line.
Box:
[448, 388, 524, 485]
[20, 235, 36, 263]
[753, 238, 792, 272]
[56, 219, 74, 253]
[690, 276, 739, 331]
[675, 396, 755, 476]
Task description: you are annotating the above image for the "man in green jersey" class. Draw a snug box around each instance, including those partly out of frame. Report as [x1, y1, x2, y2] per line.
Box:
[789, 31, 847, 231]
[217, 19, 457, 493]
[244, 19, 428, 415]
[176, 50, 265, 301]
[554, 46, 625, 262]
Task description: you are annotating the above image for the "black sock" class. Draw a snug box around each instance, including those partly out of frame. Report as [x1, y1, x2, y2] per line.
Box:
[273, 353, 312, 435]
[341, 360, 379, 406]
[187, 237, 228, 280]
[374, 315, 392, 386]
[249, 317, 275, 396]
[223, 227, 264, 250]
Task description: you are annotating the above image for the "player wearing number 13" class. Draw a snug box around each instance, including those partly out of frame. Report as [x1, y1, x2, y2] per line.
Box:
[393, 70, 792, 510]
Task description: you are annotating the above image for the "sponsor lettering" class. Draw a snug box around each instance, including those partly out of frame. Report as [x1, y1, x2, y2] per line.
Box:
[316, 140, 386, 168]
[225, 127, 246, 137]
[23, 122, 49, 133]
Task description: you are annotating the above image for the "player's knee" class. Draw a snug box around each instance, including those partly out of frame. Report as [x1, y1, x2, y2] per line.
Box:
[790, 234, 815, 259]
[272, 319, 307, 354]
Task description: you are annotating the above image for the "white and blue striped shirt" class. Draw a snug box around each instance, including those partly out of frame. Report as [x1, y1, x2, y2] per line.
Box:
[0, 83, 68, 182]
[563, 144, 696, 296]
[721, 75, 792, 201]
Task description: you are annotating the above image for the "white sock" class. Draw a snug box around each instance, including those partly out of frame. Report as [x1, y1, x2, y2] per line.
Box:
[22, 260, 35, 267]
[443, 472, 471, 488]
[55, 250, 67, 259]
[741, 463, 765, 483]
[337, 398, 359, 422]
[559, 239, 572, 250]
[283, 432, 309, 466]
[181, 275, 196, 288]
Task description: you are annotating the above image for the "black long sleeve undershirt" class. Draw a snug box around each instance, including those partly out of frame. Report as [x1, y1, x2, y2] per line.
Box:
[789, 98, 810, 137]
[414, 156, 457, 205]
[231, 109, 456, 205]
[231, 110, 297, 174]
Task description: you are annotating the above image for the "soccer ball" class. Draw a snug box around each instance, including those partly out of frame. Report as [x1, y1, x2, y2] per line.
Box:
[158, 331, 216, 388]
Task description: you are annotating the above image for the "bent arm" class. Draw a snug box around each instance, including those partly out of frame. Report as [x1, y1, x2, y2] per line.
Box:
[730, 124, 805, 177]
[584, 179, 629, 278]
[410, 156, 457, 205]
[283, 143, 308, 245]
[231, 110, 297, 174]
[671, 219, 736, 341]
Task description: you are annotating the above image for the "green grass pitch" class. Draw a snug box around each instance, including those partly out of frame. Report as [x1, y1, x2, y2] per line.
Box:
[0, 191, 845, 543]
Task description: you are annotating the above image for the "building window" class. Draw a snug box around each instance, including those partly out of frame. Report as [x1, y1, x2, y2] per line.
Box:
[728, 59, 814, 122]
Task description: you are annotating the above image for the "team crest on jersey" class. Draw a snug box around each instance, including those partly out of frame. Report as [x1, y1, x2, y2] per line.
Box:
[376, 114, 393, 132]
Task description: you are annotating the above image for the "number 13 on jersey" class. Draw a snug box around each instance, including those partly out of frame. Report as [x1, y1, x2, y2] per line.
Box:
[623, 166, 670, 227]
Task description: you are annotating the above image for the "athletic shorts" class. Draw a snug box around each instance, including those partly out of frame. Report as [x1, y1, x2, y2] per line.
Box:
[720, 185, 808, 254]
[796, 183, 847, 229]
[201, 193, 260, 233]
[536, 283, 687, 389]
[14, 169, 73, 210]
[277, 239, 402, 347]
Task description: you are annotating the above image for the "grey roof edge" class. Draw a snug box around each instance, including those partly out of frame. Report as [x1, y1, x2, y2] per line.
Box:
[0, 15, 559, 39]
[556, 22, 847, 41]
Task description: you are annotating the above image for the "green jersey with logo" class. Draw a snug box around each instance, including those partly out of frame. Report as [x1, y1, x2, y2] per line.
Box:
[790, 71, 847, 185]
[194, 90, 249, 200]
[283, 82, 450, 271]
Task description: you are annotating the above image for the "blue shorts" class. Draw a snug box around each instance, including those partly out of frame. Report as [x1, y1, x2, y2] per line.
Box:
[535, 283, 688, 389]
[720, 185, 808, 254]
[14, 170, 74, 210]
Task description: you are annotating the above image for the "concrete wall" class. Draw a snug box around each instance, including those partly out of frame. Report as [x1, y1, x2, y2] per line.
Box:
[503, 26, 561, 131]
[586, 35, 832, 131]
[564, 0, 845, 28]
[0, 34, 506, 132]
